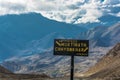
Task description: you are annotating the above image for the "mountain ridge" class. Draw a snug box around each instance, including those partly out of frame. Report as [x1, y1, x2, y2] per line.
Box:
[1, 22, 120, 77]
[0, 13, 87, 60]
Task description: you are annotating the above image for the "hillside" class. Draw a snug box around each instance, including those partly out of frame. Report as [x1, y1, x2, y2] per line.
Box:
[0, 13, 86, 60]
[0, 65, 13, 78]
[84, 43, 120, 80]
[0, 65, 83, 80]
[0, 65, 51, 80]
[0, 65, 12, 74]
[87, 22, 120, 47]
[2, 22, 120, 77]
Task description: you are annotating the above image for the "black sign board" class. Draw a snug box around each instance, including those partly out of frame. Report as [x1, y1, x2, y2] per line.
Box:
[54, 39, 89, 80]
[54, 39, 89, 56]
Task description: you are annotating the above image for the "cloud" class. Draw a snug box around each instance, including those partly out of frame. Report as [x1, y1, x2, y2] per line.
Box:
[0, 0, 120, 24]
[109, 12, 120, 17]
[74, 1, 103, 23]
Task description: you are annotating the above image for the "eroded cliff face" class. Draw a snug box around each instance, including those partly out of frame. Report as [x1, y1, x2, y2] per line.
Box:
[84, 43, 120, 80]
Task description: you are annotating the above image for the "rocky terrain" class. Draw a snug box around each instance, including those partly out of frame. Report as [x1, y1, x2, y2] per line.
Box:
[0, 65, 12, 74]
[1, 43, 120, 80]
[83, 43, 120, 80]
[0, 65, 85, 80]
[0, 65, 51, 80]
[0, 66, 86, 80]
[2, 23, 120, 77]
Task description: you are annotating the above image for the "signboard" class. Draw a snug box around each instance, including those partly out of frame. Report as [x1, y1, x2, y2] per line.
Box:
[54, 39, 89, 56]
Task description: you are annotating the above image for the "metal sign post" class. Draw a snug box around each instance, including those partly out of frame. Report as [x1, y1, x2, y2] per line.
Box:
[71, 55, 74, 80]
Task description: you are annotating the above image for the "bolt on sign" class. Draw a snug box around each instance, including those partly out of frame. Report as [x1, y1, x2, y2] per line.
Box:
[54, 39, 89, 56]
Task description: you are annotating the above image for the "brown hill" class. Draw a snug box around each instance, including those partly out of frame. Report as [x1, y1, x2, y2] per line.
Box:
[0, 65, 13, 78]
[0, 65, 50, 80]
[84, 43, 120, 80]
[0, 65, 12, 74]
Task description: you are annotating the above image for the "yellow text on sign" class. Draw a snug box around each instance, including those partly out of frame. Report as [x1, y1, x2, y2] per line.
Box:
[55, 47, 88, 52]
[56, 41, 87, 47]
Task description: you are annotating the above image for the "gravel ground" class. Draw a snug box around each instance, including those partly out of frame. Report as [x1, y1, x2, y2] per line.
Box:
[0, 77, 89, 80]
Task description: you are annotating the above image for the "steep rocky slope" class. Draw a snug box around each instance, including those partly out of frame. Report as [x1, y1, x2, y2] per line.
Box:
[84, 43, 120, 80]
[0, 65, 13, 78]
[0, 65, 51, 80]
[0, 65, 12, 74]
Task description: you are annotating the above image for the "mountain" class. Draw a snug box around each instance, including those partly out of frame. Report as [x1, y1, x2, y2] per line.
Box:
[0, 42, 111, 76]
[1, 13, 119, 61]
[2, 50, 105, 77]
[87, 22, 120, 47]
[0, 13, 120, 77]
[0, 13, 87, 60]
[1, 22, 120, 77]
[83, 43, 120, 80]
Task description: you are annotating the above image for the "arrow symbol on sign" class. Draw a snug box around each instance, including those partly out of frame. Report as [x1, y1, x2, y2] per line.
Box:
[84, 47, 88, 52]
